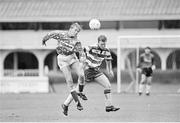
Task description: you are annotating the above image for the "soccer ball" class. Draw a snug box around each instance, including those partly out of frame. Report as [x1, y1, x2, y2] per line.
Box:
[89, 19, 101, 30]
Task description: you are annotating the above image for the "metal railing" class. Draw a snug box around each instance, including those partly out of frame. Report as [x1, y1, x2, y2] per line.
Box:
[4, 69, 39, 77]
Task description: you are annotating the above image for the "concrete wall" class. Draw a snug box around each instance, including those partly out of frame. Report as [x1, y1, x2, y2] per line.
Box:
[0, 29, 180, 77]
[1, 29, 180, 49]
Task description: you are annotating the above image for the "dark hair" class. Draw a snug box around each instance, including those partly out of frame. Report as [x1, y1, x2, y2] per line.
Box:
[98, 35, 107, 42]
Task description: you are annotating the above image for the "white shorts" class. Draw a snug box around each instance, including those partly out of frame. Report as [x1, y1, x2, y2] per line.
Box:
[57, 54, 79, 69]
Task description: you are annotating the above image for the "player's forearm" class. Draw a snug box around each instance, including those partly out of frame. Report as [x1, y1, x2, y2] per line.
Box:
[106, 60, 112, 73]
[43, 31, 61, 41]
[42, 34, 50, 44]
[42, 31, 61, 45]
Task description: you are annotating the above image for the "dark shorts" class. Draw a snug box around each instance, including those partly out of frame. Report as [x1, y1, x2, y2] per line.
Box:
[142, 67, 153, 77]
[84, 68, 103, 82]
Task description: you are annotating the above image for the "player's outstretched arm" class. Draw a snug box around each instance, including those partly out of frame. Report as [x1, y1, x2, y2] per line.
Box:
[42, 30, 62, 46]
[42, 35, 49, 46]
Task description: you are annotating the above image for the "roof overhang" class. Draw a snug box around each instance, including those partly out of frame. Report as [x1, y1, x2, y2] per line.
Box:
[0, 15, 180, 22]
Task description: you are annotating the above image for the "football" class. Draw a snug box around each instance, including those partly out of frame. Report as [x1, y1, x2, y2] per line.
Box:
[89, 18, 101, 30]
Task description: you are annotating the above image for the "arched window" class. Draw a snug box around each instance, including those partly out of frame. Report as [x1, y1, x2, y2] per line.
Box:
[4, 52, 38, 69]
[167, 50, 180, 70]
[44, 50, 58, 71]
[4, 51, 38, 76]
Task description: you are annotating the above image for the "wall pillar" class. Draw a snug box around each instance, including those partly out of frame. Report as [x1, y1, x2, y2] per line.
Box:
[32, 50, 44, 77]
[33, 50, 51, 77]
[0, 52, 3, 77]
[154, 48, 173, 71]
[39, 57, 44, 76]
[161, 59, 167, 71]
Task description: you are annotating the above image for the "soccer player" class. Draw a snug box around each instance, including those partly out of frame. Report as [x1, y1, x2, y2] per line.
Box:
[62, 35, 120, 115]
[137, 47, 156, 96]
[84, 35, 119, 112]
[42, 23, 87, 116]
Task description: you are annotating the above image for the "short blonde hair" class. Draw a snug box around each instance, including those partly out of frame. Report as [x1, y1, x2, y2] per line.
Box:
[70, 23, 82, 31]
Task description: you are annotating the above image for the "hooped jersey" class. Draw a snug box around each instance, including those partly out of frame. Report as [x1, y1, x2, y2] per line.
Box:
[46, 30, 82, 55]
[139, 53, 154, 68]
[84, 45, 112, 68]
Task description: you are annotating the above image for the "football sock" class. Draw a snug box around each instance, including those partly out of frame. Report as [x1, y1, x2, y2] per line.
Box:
[78, 84, 84, 92]
[104, 89, 112, 106]
[78, 75, 85, 92]
[71, 90, 80, 104]
[146, 85, 151, 94]
[64, 94, 73, 106]
[139, 84, 144, 93]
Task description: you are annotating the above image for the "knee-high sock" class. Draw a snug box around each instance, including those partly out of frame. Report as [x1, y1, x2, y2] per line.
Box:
[64, 89, 81, 106]
[64, 94, 73, 106]
[104, 89, 112, 106]
[71, 90, 80, 104]
[78, 84, 84, 93]
[139, 84, 145, 93]
[78, 75, 85, 92]
[146, 84, 151, 93]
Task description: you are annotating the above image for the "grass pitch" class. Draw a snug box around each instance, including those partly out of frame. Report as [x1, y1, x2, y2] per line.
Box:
[0, 83, 180, 122]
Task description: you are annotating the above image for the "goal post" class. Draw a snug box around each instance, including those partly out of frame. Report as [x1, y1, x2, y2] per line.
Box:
[117, 35, 180, 93]
[135, 46, 139, 93]
[117, 39, 121, 93]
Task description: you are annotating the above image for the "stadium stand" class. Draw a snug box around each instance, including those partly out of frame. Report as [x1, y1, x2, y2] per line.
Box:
[0, 0, 180, 22]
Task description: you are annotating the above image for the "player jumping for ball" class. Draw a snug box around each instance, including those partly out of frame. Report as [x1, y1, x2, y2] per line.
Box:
[137, 47, 156, 96]
[61, 35, 120, 115]
[42, 23, 87, 116]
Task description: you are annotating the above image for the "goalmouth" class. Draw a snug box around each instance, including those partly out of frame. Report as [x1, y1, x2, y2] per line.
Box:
[117, 35, 180, 93]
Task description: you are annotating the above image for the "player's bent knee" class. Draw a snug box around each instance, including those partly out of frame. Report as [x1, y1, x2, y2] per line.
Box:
[68, 86, 74, 91]
[79, 74, 84, 80]
[79, 72, 84, 77]
[67, 81, 74, 90]
[78, 75, 85, 84]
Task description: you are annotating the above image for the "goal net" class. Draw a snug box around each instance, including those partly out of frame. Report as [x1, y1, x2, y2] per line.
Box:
[117, 35, 180, 93]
